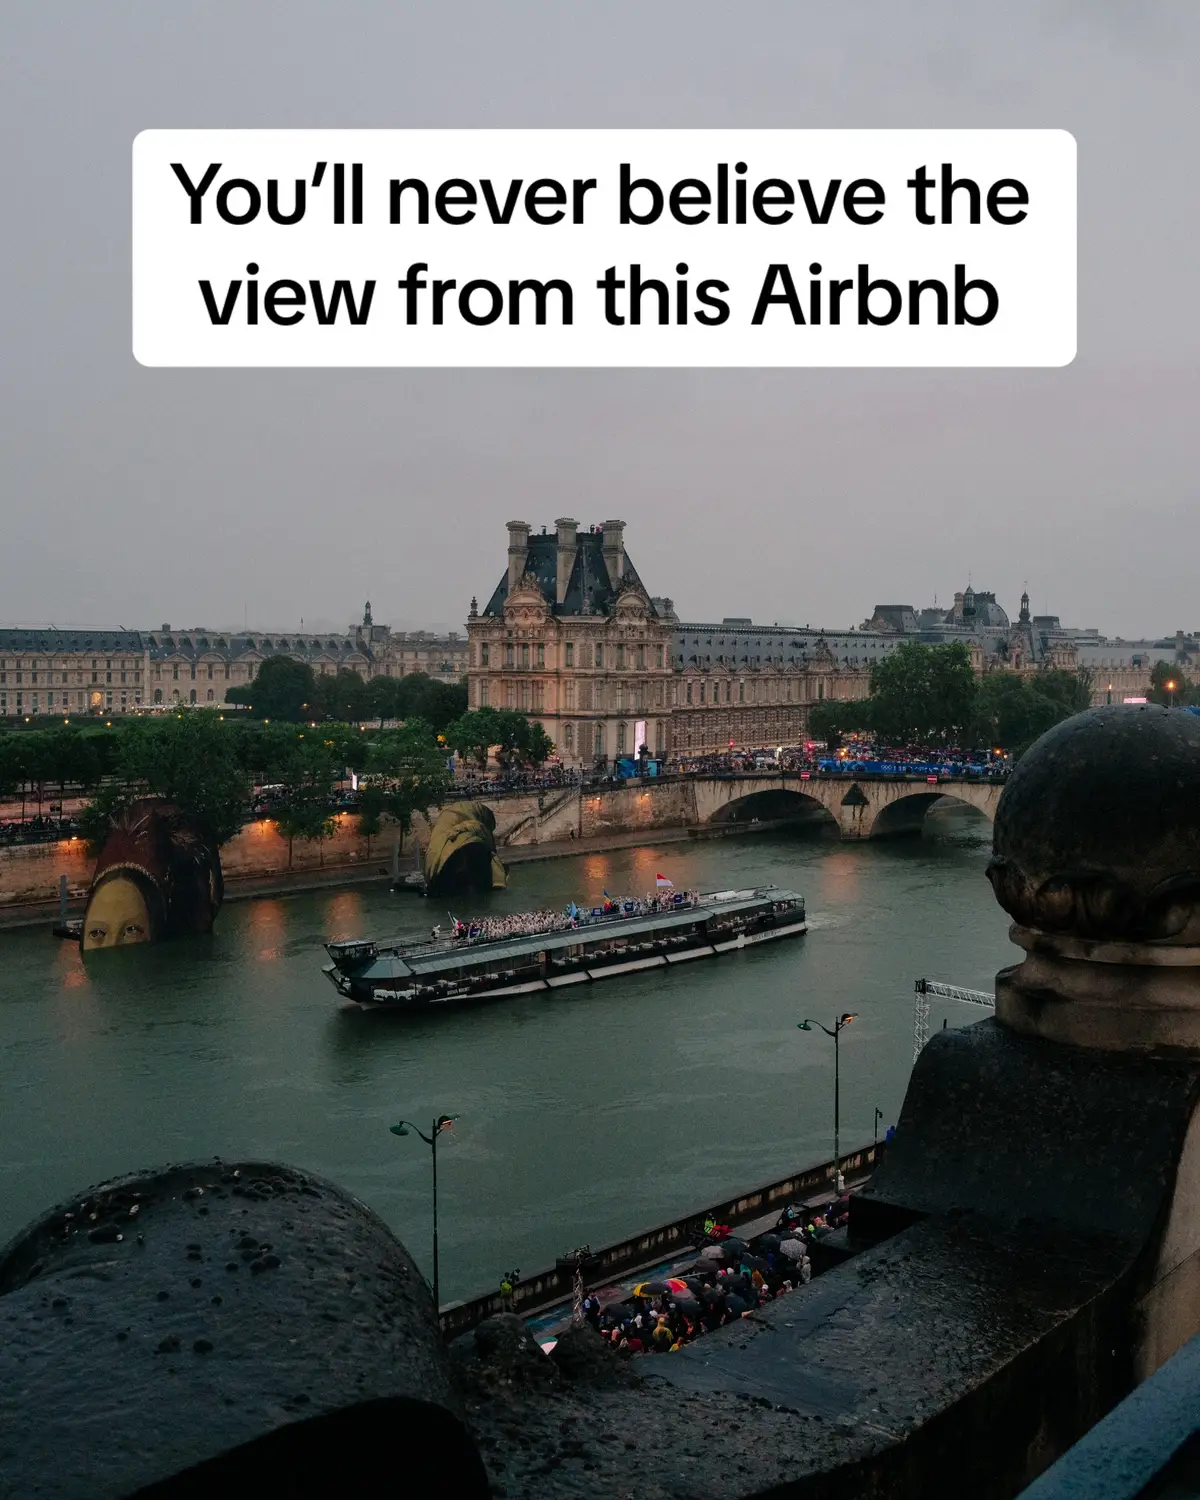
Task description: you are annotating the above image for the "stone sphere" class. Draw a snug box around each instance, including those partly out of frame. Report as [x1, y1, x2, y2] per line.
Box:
[0, 1159, 489, 1498]
[987, 704, 1200, 943]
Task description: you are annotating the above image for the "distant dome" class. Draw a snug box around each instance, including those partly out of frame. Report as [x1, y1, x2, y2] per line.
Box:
[987, 705, 1200, 942]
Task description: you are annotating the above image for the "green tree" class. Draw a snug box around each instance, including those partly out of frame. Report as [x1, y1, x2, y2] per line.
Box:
[394, 672, 468, 733]
[40, 727, 101, 816]
[270, 737, 339, 868]
[445, 707, 505, 769]
[357, 784, 386, 859]
[806, 701, 874, 748]
[518, 721, 554, 766]
[312, 669, 370, 724]
[0, 734, 31, 820]
[973, 668, 1094, 754]
[116, 713, 251, 844]
[1148, 661, 1193, 706]
[365, 675, 400, 726]
[869, 642, 978, 746]
[226, 655, 317, 722]
[366, 720, 452, 848]
[1034, 668, 1093, 718]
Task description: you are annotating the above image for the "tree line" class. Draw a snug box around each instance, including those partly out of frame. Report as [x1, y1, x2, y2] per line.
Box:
[0, 712, 450, 862]
[226, 657, 468, 729]
[807, 642, 1097, 754]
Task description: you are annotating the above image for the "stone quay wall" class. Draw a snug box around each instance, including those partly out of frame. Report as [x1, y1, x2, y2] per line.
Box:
[0, 774, 996, 916]
[0, 787, 589, 913]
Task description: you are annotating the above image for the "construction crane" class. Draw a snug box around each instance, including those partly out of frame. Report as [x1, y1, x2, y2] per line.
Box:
[913, 978, 995, 1063]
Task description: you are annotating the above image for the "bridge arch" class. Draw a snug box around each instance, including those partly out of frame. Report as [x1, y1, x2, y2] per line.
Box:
[705, 786, 838, 832]
[868, 786, 997, 840]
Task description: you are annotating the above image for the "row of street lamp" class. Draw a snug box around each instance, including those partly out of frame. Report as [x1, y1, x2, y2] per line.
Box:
[393, 1014, 875, 1311]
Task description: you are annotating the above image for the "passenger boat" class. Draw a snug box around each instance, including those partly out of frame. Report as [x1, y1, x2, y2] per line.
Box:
[323, 885, 806, 1011]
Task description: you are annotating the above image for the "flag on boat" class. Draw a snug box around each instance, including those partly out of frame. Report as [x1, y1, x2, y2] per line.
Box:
[656, 873, 673, 889]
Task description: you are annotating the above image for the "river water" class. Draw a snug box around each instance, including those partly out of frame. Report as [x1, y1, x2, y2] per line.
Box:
[0, 809, 1012, 1302]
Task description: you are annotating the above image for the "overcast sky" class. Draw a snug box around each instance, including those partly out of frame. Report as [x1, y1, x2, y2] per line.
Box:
[2, 1, 1195, 639]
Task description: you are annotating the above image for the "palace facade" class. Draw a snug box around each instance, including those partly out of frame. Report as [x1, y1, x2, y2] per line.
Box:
[468, 520, 677, 761]
[466, 520, 875, 764]
[0, 613, 469, 717]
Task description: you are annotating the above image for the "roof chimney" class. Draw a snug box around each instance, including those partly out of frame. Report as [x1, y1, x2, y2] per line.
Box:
[506, 520, 531, 592]
[601, 519, 626, 588]
[554, 518, 578, 605]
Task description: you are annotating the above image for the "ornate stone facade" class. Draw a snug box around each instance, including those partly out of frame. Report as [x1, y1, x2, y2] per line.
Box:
[468, 521, 874, 765]
[0, 609, 468, 717]
[672, 639, 871, 754]
[468, 520, 677, 764]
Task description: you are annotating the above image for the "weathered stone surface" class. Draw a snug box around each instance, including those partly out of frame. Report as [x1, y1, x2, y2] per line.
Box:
[854, 1019, 1200, 1242]
[471, 1312, 559, 1384]
[0, 1159, 488, 1498]
[549, 1324, 627, 1387]
[987, 704, 1200, 943]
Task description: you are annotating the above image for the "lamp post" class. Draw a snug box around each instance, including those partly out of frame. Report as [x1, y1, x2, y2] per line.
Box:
[390, 1113, 458, 1312]
[874, 1106, 884, 1148]
[798, 1014, 857, 1193]
[1167, 679, 1178, 708]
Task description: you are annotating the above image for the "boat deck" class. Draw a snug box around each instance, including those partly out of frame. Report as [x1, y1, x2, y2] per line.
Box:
[330, 887, 802, 983]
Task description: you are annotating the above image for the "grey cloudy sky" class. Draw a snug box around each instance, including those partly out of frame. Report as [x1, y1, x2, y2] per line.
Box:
[1, 0, 1195, 638]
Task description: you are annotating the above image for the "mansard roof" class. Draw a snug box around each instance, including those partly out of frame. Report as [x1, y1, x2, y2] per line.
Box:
[143, 632, 374, 664]
[0, 628, 144, 653]
[482, 529, 658, 620]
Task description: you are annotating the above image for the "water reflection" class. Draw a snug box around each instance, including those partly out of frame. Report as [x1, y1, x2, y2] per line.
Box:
[0, 821, 1005, 1301]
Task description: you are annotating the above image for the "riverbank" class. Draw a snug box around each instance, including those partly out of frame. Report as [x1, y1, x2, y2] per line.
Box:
[0, 818, 808, 932]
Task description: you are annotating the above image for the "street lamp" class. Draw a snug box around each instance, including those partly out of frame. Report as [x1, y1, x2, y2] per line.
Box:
[390, 1113, 458, 1312]
[874, 1106, 884, 1147]
[798, 1014, 857, 1193]
[1167, 679, 1178, 708]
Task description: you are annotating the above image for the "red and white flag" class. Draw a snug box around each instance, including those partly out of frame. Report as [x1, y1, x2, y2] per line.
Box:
[655, 873, 673, 889]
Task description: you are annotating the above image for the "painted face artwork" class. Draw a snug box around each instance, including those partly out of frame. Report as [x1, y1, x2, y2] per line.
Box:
[81, 798, 224, 956]
[82, 875, 155, 949]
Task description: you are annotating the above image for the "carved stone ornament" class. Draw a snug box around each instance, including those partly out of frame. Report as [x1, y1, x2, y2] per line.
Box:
[987, 704, 1200, 1051]
[986, 704, 1200, 947]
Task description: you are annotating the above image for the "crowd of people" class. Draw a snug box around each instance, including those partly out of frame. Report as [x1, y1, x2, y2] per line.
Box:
[454, 766, 584, 797]
[818, 741, 1010, 779]
[0, 814, 81, 846]
[438, 889, 701, 946]
[583, 1199, 851, 1356]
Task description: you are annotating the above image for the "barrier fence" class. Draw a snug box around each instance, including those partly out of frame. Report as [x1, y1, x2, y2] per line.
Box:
[437, 1138, 884, 1339]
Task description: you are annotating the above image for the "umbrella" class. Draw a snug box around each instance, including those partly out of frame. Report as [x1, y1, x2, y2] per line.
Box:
[724, 1294, 750, 1316]
[722, 1237, 749, 1257]
[756, 1233, 782, 1252]
[632, 1278, 690, 1298]
[698, 1245, 725, 1262]
[699, 1285, 725, 1306]
[778, 1239, 807, 1262]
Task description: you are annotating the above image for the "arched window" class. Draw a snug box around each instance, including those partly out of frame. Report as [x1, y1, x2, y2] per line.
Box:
[563, 722, 574, 750]
[206, 689, 214, 701]
[616, 721, 627, 753]
[189, 689, 197, 704]
[594, 723, 606, 757]
[153, 688, 162, 704]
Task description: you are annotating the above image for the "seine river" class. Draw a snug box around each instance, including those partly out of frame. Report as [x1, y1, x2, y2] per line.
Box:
[0, 810, 1011, 1303]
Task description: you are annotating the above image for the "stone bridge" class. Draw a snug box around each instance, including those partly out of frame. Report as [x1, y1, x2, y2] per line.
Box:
[692, 773, 1002, 840]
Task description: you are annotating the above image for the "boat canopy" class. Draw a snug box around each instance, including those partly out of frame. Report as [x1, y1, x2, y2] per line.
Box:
[345, 887, 802, 981]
